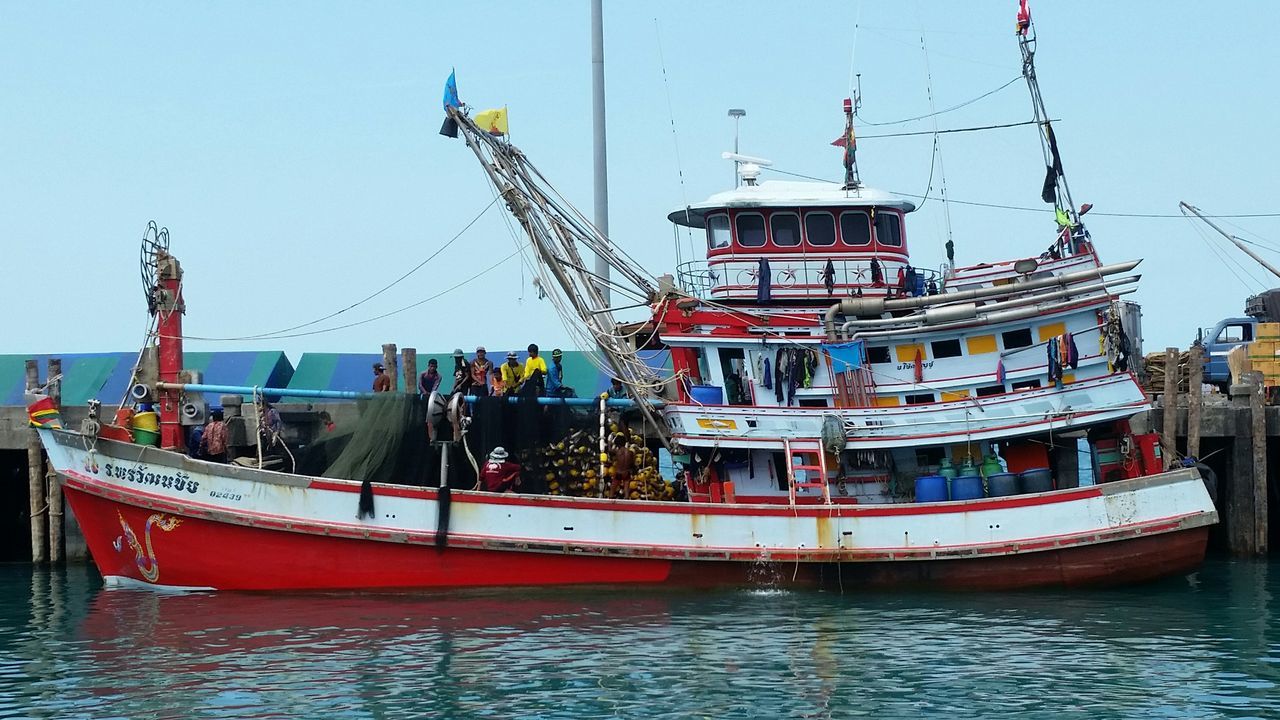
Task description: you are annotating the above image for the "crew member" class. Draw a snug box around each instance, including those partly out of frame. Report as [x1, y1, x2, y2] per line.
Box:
[201, 408, 229, 462]
[450, 349, 470, 394]
[523, 343, 548, 396]
[500, 351, 524, 397]
[608, 377, 628, 399]
[372, 363, 392, 392]
[418, 358, 442, 396]
[546, 348, 572, 397]
[610, 435, 635, 497]
[469, 347, 493, 397]
[477, 447, 522, 493]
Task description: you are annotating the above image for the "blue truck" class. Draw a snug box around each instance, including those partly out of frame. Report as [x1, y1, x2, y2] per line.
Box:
[1200, 291, 1280, 388]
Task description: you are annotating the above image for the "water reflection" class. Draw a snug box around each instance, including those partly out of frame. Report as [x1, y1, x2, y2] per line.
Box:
[0, 561, 1276, 718]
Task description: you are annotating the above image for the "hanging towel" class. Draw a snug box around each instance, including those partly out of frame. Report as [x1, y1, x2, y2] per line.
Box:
[774, 348, 787, 402]
[822, 259, 836, 295]
[996, 359, 1006, 385]
[913, 347, 924, 384]
[1067, 334, 1079, 369]
[870, 258, 883, 285]
[756, 257, 772, 304]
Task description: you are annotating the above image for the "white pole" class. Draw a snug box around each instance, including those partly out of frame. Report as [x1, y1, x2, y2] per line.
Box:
[591, 0, 611, 305]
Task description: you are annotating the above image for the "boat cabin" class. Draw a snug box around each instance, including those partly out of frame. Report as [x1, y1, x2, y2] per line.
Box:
[671, 180, 935, 302]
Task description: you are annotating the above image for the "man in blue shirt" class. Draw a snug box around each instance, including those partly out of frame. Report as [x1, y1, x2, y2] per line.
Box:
[546, 348, 566, 397]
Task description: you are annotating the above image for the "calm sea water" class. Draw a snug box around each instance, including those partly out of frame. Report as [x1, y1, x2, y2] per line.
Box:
[0, 560, 1276, 719]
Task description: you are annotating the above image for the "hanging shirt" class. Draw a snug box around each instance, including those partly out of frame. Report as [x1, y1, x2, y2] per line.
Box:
[202, 421, 228, 457]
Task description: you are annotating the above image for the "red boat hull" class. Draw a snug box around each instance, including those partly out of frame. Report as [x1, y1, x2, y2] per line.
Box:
[66, 485, 1209, 592]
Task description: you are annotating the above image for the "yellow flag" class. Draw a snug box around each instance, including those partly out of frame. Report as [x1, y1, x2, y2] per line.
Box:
[475, 107, 508, 136]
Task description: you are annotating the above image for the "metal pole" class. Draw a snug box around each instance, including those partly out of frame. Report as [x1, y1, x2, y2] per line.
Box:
[1181, 202, 1280, 282]
[728, 108, 746, 187]
[591, 0, 611, 305]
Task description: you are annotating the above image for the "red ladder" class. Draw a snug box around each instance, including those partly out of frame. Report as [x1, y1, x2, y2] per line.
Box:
[784, 438, 831, 505]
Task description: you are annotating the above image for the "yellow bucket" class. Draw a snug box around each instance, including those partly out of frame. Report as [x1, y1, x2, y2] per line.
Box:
[131, 411, 160, 432]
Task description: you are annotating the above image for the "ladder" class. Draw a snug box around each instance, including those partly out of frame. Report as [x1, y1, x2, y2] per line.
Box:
[783, 438, 831, 505]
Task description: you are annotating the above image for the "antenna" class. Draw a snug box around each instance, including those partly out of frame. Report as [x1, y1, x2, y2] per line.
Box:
[728, 108, 746, 187]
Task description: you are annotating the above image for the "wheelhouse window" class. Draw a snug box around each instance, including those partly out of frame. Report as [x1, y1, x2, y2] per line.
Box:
[866, 346, 892, 364]
[839, 211, 872, 246]
[770, 213, 802, 247]
[1001, 328, 1034, 349]
[930, 339, 963, 359]
[707, 214, 731, 250]
[804, 211, 836, 247]
[736, 213, 766, 248]
[874, 211, 903, 248]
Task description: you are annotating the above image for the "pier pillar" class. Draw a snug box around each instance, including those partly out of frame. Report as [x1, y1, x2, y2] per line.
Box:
[1161, 346, 1179, 460]
[46, 358, 63, 564]
[402, 348, 417, 395]
[1188, 345, 1204, 460]
[24, 360, 47, 564]
[1250, 373, 1269, 555]
[382, 343, 398, 392]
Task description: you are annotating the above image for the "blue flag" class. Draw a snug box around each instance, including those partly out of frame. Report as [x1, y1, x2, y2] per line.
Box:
[442, 69, 460, 110]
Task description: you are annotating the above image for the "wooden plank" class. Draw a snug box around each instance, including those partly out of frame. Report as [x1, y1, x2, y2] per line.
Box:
[46, 358, 63, 564]
[402, 348, 418, 395]
[25, 360, 47, 564]
[1250, 372, 1268, 556]
[1162, 346, 1179, 460]
[381, 343, 398, 392]
[1188, 345, 1204, 460]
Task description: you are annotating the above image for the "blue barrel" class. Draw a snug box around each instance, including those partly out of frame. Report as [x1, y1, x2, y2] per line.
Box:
[689, 385, 724, 405]
[987, 472, 1020, 497]
[1019, 468, 1054, 494]
[951, 473, 986, 501]
[915, 475, 949, 503]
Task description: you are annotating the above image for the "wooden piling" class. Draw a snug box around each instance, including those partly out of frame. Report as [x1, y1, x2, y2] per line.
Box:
[382, 343, 398, 392]
[25, 360, 47, 564]
[402, 348, 418, 395]
[1250, 372, 1269, 555]
[46, 358, 63, 564]
[1229, 402, 1256, 555]
[1187, 345, 1204, 461]
[1162, 346, 1179, 460]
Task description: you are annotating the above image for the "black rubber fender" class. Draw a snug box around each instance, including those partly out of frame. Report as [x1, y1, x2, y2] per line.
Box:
[1194, 463, 1219, 508]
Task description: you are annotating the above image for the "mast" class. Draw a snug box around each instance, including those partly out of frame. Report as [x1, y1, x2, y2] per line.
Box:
[591, 0, 611, 305]
[1181, 202, 1280, 282]
[842, 93, 861, 190]
[1017, 1, 1079, 230]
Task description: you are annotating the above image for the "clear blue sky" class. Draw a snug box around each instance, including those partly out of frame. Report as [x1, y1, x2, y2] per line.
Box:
[3, 2, 1277, 360]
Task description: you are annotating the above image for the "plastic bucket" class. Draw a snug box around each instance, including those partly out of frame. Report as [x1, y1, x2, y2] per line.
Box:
[915, 475, 949, 503]
[951, 474, 986, 501]
[1019, 467, 1054, 494]
[987, 472, 1020, 497]
[133, 428, 160, 447]
[689, 385, 724, 405]
[131, 411, 160, 432]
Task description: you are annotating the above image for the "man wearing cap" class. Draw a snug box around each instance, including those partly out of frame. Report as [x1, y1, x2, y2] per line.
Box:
[477, 447, 522, 493]
[498, 351, 524, 397]
[465, 347, 491, 397]
[372, 363, 392, 392]
[450, 349, 470, 395]
[546, 348, 569, 397]
[523, 343, 548, 396]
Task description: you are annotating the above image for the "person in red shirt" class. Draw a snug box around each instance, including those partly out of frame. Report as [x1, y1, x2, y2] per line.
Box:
[372, 363, 392, 392]
[200, 408, 229, 463]
[477, 447, 522, 493]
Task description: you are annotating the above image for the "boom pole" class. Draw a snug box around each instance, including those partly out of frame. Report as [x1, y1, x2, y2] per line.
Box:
[1181, 202, 1280, 282]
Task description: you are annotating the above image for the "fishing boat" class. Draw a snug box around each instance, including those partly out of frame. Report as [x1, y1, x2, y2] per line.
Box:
[36, 4, 1216, 591]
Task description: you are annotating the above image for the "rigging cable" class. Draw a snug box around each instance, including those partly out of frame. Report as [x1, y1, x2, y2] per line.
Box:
[857, 76, 1022, 127]
[175, 245, 525, 342]
[915, 14, 955, 267]
[760, 166, 1280, 218]
[654, 18, 697, 268]
[236, 195, 500, 339]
